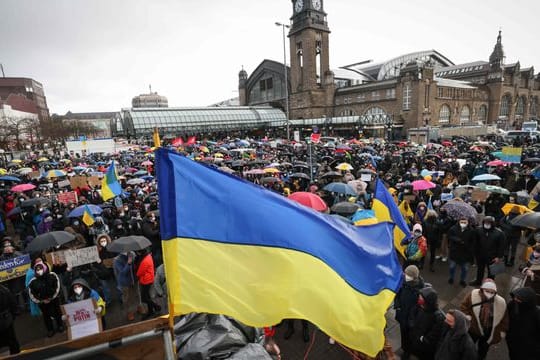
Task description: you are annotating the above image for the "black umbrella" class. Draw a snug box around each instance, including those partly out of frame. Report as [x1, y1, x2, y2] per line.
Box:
[260, 177, 281, 185]
[25, 231, 76, 253]
[510, 212, 540, 229]
[321, 171, 342, 178]
[293, 163, 309, 169]
[522, 158, 540, 163]
[6, 207, 21, 217]
[20, 198, 51, 208]
[330, 202, 360, 216]
[289, 172, 310, 180]
[107, 236, 152, 253]
[457, 153, 471, 158]
[231, 160, 246, 168]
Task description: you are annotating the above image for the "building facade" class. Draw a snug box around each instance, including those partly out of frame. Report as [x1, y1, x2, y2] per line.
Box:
[0, 77, 50, 121]
[132, 91, 168, 108]
[61, 111, 118, 139]
[238, 0, 540, 138]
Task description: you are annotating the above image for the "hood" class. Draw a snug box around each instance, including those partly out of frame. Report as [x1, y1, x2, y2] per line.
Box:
[512, 287, 537, 309]
[450, 309, 470, 337]
[71, 278, 91, 291]
[420, 287, 439, 311]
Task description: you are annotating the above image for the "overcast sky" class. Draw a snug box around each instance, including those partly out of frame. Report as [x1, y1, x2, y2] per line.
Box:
[2, 0, 539, 115]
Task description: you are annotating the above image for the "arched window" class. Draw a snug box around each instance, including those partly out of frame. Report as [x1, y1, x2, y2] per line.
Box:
[531, 97, 538, 117]
[500, 95, 511, 117]
[403, 84, 411, 110]
[516, 96, 526, 116]
[460, 106, 470, 124]
[364, 107, 387, 124]
[478, 105, 487, 122]
[439, 105, 451, 123]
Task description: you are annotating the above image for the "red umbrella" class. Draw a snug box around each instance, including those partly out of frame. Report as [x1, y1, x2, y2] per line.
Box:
[442, 140, 453, 147]
[171, 137, 184, 147]
[11, 183, 36, 192]
[411, 179, 436, 191]
[486, 159, 508, 167]
[288, 192, 328, 212]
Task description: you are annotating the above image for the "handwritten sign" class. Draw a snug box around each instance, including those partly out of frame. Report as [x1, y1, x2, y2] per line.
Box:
[57, 191, 78, 205]
[57, 179, 71, 188]
[62, 299, 102, 340]
[64, 246, 100, 268]
[70, 176, 88, 190]
[87, 176, 101, 188]
[28, 171, 41, 179]
[0, 254, 31, 282]
[45, 251, 66, 267]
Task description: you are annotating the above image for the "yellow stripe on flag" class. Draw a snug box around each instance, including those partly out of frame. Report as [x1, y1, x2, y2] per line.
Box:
[372, 199, 406, 256]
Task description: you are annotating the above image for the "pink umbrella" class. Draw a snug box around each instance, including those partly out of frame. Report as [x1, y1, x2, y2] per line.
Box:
[11, 183, 36, 192]
[288, 192, 328, 212]
[411, 179, 436, 191]
[486, 159, 508, 167]
[141, 160, 153, 166]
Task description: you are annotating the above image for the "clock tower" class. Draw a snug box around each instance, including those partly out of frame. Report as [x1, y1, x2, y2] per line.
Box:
[288, 0, 335, 120]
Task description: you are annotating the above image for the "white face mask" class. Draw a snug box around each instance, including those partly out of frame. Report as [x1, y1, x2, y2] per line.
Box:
[483, 291, 495, 299]
[73, 287, 83, 295]
[460, 223, 468, 229]
[405, 275, 413, 282]
[99, 241, 107, 247]
[36, 269, 44, 276]
[483, 224, 492, 230]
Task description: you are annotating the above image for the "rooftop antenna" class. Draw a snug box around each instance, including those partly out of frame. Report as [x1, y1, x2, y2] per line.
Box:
[0, 63, 5, 77]
[149, 84, 152, 94]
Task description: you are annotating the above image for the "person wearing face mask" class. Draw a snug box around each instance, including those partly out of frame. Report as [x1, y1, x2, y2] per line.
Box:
[27, 260, 64, 337]
[448, 217, 477, 287]
[394, 265, 425, 360]
[404, 223, 428, 269]
[434, 309, 477, 360]
[65, 279, 106, 329]
[505, 287, 540, 360]
[500, 206, 523, 267]
[142, 212, 161, 266]
[460, 278, 508, 359]
[469, 216, 505, 286]
[519, 244, 540, 304]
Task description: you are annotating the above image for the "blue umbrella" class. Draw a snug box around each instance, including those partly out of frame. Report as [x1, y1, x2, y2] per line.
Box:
[68, 204, 103, 218]
[141, 175, 154, 181]
[134, 170, 147, 176]
[471, 174, 501, 182]
[0, 175, 21, 182]
[323, 182, 357, 195]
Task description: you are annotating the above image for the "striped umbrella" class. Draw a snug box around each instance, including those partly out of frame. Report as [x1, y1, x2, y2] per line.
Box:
[44, 169, 67, 178]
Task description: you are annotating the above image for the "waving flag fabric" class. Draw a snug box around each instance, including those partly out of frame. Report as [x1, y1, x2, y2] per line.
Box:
[101, 162, 122, 201]
[156, 149, 402, 356]
[82, 205, 95, 227]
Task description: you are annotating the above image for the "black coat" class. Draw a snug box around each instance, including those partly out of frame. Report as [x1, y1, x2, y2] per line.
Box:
[448, 224, 476, 264]
[435, 311, 477, 360]
[474, 227, 505, 261]
[506, 287, 540, 360]
[28, 271, 61, 303]
[500, 214, 522, 244]
[423, 218, 440, 247]
[394, 277, 425, 325]
[0, 284, 16, 331]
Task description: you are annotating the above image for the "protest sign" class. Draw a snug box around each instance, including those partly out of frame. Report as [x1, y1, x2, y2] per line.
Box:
[471, 189, 489, 202]
[28, 171, 41, 179]
[45, 250, 66, 266]
[0, 254, 31, 282]
[501, 146, 522, 163]
[87, 176, 101, 188]
[62, 298, 102, 340]
[57, 179, 71, 188]
[57, 191, 78, 205]
[70, 176, 88, 189]
[65, 246, 100, 268]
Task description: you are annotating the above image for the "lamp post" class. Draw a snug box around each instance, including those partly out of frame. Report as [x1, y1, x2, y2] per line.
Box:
[275, 22, 290, 140]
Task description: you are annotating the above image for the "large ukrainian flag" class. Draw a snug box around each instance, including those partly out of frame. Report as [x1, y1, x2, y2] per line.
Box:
[156, 149, 402, 357]
[372, 179, 412, 257]
[101, 161, 122, 201]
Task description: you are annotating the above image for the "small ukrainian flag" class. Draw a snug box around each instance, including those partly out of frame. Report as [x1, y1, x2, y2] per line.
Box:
[82, 205, 95, 227]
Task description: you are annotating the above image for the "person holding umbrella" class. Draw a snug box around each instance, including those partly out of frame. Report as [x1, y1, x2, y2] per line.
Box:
[113, 250, 138, 321]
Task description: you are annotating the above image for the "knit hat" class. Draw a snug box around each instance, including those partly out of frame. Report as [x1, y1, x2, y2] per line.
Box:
[480, 278, 497, 292]
[412, 223, 423, 233]
[404, 265, 419, 280]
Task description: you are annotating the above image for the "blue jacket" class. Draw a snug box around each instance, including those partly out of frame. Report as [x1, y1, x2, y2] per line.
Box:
[113, 254, 134, 287]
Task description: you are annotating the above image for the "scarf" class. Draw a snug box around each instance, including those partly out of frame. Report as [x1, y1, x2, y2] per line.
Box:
[479, 291, 494, 333]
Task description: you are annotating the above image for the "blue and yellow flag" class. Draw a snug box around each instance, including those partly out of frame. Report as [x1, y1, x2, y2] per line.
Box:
[101, 161, 122, 201]
[156, 149, 402, 357]
[82, 205, 95, 227]
[372, 179, 412, 257]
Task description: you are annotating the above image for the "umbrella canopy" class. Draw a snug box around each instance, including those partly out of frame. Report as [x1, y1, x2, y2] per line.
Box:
[43, 169, 67, 178]
[260, 177, 281, 185]
[0, 175, 21, 182]
[476, 183, 510, 195]
[347, 180, 367, 194]
[486, 160, 508, 167]
[17, 167, 33, 175]
[127, 178, 145, 185]
[522, 157, 540, 163]
[511, 212, 540, 229]
[471, 174, 502, 182]
[411, 179, 436, 191]
[68, 204, 103, 218]
[441, 199, 478, 224]
[107, 236, 152, 253]
[330, 201, 360, 216]
[11, 183, 36, 192]
[134, 170, 148, 176]
[264, 168, 280, 174]
[335, 163, 354, 171]
[0, 168, 7, 175]
[501, 203, 533, 216]
[321, 171, 343, 179]
[323, 182, 357, 195]
[141, 160, 153, 166]
[20, 198, 50, 208]
[218, 166, 235, 174]
[289, 172, 310, 180]
[25, 231, 76, 253]
[288, 192, 328, 212]
[37, 157, 49, 162]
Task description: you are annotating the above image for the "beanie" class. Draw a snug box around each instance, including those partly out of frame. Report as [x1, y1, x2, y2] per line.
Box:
[412, 223, 423, 233]
[404, 265, 419, 280]
[480, 278, 497, 292]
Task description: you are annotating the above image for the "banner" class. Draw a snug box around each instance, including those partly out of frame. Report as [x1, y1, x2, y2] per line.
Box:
[57, 191, 78, 206]
[87, 176, 101, 188]
[45, 251, 66, 266]
[0, 254, 31, 282]
[70, 176, 88, 189]
[64, 246, 100, 268]
[62, 299, 102, 340]
[501, 146, 522, 163]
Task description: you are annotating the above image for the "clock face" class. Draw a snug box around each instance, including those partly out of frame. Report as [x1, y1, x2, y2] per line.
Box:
[295, 0, 304, 13]
[312, 0, 321, 10]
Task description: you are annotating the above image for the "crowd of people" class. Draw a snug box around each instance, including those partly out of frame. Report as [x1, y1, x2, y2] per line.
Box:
[0, 134, 539, 359]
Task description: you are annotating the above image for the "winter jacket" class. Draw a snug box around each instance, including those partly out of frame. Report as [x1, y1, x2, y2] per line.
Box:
[136, 254, 155, 285]
[435, 310, 477, 360]
[448, 224, 476, 264]
[500, 214, 522, 244]
[423, 217, 440, 247]
[28, 271, 61, 304]
[153, 264, 167, 298]
[474, 227, 505, 261]
[394, 276, 425, 325]
[113, 253, 135, 288]
[407, 287, 446, 358]
[405, 235, 427, 262]
[67, 278, 106, 316]
[460, 289, 508, 345]
[0, 284, 16, 331]
[506, 287, 540, 360]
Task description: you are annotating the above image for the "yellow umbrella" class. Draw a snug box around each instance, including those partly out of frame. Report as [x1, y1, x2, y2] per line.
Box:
[37, 157, 49, 162]
[59, 159, 72, 163]
[0, 168, 7, 175]
[11, 159, 22, 163]
[501, 203, 533, 216]
[264, 168, 280, 174]
[335, 163, 354, 171]
[214, 153, 224, 158]
[199, 146, 209, 153]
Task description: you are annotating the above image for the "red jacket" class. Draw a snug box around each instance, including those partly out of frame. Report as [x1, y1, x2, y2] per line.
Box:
[136, 254, 155, 285]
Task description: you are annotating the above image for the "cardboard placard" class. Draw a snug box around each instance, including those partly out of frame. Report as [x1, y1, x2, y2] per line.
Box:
[57, 191, 78, 205]
[58, 179, 71, 188]
[360, 173, 372, 182]
[0, 254, 31, 282]
[45, 250, 67, 266]
[62, 298, 102, 340]
[70, 176, 88, 189]
[65, 246, 100, 268]
[471, 189, 489, 202]
[403, 194, 416, 202]
[28, 171, 41, 179]
[87, 176, 101, 188]
[102, 258, 114, 269]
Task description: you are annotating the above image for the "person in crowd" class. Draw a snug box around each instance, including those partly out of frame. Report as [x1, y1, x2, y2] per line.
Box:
[470, 216, 505, 286]
[142, 212, 161, 266]
[0, 283, 20, 355]
[460, 278, 508, 359]
[505, 287, 540, 360]
[135, 247, 161, 319]
[111, 219, 128, 239]
[436, 207, 453, 263]
[0, 239, 26, 312]
[404, 223, 428, 269]
[434, 309, 477, 360]
[113, 251, 138, 321]
[27, 259, 64, 337]
[518, 244, 540, 303]
[153, 263, 168, 311]
[406, 287, 446, 360]
[499, 206, 523, 267]
[423, 210, 440, 272]
[394, 265, 425, 359]
[65, 278, 107, 329]
[448, 217, 476, 287]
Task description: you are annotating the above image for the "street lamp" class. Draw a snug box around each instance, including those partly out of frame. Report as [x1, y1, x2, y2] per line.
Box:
[275, 22, 290, 140]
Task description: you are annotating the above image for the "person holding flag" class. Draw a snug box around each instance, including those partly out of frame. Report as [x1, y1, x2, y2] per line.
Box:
[101, 161, 122, 202]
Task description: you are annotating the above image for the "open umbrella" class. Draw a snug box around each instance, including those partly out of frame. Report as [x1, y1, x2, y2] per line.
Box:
[411, 179, 436, 191]
[323, 182, 357, 195]
[288, 192, 327, 212]
[289, 172, 310, 180]
[347, 180, 367, 194]
[17, 168, 33, 175]
[11, 183, 36, 192]
[263, 168, 280, 174]
[127, 178, 145, 185]
[476, 183, 510, 195]
[330, 201, 360, 216]
[441, 199, 478, 224]
[486, 160, 508, 167]
[107, 236, 152, 253]
[511, 212, 540, 229]
[43, 169, 67, 178]
[68, 204, 103, 218]
[321, 171, 342, 179]
[0, 175, 21, 182]
[20, 198, 50, 208]
[260, 177, 281, 185]
[25, 231, 76, 253]
[335, 163, 354, 171]
[218, 166, 235, 174]
[501, 203, 533, 216]
[141, 160, 153, 166]
[472, 174, 501, 182]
